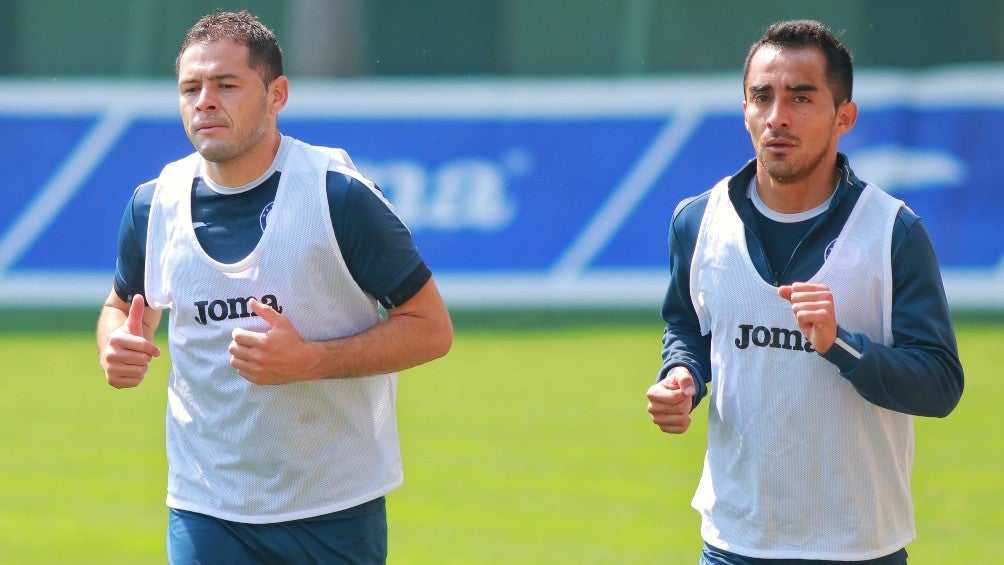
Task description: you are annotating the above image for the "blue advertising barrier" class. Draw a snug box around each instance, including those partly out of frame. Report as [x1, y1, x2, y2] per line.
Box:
[1, 70, 1002, 309]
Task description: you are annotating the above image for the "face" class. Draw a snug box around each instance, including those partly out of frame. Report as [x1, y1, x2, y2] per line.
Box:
[177, 40, 285, 166]
[742, 45, 856, 185]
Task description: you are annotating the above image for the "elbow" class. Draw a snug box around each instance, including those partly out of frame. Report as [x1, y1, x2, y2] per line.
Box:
[933, 373, 965, 418]
[427, 314, 454, 361]
[434, 337, 453, 361]
[436, 321, 455, 360]
[933, 358, 965, 417]
[915, 367, 965, 418]
[926, 398, 960, 418]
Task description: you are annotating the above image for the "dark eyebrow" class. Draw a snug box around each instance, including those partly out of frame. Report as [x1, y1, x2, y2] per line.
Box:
[785, 83, 819, 93]
[748, 83, 819, 95]
[179, 73, 240, 85]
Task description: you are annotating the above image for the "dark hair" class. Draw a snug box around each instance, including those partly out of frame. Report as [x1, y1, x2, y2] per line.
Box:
[175, 10, 283, 86]
[743, 19, 853, 107]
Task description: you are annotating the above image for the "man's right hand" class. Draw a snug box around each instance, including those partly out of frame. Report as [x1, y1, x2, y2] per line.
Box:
[99, 294, 161, 389]
[646, 366, 696, 434]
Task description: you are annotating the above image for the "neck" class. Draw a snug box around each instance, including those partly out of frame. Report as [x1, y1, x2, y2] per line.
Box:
[755, 166, 841, 214]
[204, 131, 282, 188]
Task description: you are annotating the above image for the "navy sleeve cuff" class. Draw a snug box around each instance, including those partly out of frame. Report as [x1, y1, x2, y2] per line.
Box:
[821, 326, 866, 374]
[379, 262, 432, 310]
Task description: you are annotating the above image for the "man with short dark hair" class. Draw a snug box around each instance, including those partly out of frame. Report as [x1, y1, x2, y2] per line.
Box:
[97, 11, 453, 563]
[646, 20, 963, 564]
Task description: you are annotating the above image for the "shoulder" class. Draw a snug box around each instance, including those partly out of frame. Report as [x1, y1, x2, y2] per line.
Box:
[283, 138, 383, 205]
[665, 188, 713, 264]
[673, 191, 710, 225]
[843, 160, 919, 250]
[668, 169, 745, 248]
[892, 201, 922, 232]
[291, 138, 374, 186]
[845, 166, 923, 250]
[324, 170, 392, 214]
[670, 187, 714, 244]
[129, 179, 158, 219]
[296, 139, 358, 171]
[843, 170, 926, 259]
[668, 166, 747, 251]
[891, 202, 931, 260]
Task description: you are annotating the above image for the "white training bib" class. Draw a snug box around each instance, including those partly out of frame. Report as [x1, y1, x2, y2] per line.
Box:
[146, 137, 402, 523]
[689, 179, 914, 560]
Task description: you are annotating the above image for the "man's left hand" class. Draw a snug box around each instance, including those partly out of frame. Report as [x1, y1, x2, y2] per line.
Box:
[778, 282, 837, 354]
[229, 298, 320, 384]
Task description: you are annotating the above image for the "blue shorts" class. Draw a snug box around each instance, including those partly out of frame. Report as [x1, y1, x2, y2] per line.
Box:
[167, 496, 387, 565]
[700, 543, 908, 564]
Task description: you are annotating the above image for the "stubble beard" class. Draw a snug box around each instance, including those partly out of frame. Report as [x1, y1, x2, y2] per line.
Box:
[191, 120, 272, 165]
[758, 132, 834, 185]
[187, 93, 273, 165]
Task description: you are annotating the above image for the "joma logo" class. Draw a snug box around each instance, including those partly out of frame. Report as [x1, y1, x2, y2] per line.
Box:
[193, 294, 283, 326]
[735, 323, 815, 352]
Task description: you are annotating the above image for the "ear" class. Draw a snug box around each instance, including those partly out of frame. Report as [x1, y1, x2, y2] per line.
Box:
[268, 75, 290, 117]
[835, 100, 858, 135]
[741, 99, 750, 132]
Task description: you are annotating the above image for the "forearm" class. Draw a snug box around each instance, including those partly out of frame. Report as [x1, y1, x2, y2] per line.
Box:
[96, 304, 128, 353]
[823, 327, 963, 417]
[659, 217, 712, 406]
[305, 312, 451, 379]
[297, 279, 452, 380]
[657, 196, 714, 406]
[660, 325, 711, 408]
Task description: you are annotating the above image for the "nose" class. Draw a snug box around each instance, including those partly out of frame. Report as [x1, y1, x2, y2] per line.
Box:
[765, 100, 790, 130]
[194, 86, 218, 112]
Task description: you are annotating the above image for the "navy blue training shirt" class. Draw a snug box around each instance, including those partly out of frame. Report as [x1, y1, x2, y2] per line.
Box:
[658, 154, 964, 418]
[114, 170, 430, 310]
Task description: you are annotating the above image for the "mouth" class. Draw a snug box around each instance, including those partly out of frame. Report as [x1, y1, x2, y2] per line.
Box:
[764, 136, 796, 153]
[193, 117, 226, 134]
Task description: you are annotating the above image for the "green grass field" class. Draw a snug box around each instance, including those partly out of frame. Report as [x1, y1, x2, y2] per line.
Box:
[0, 309, 1000, 564]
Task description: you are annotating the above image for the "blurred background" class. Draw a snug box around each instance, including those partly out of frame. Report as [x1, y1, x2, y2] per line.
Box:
[2, 0, 1003, 312]
[4, 0, 1004, 77]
